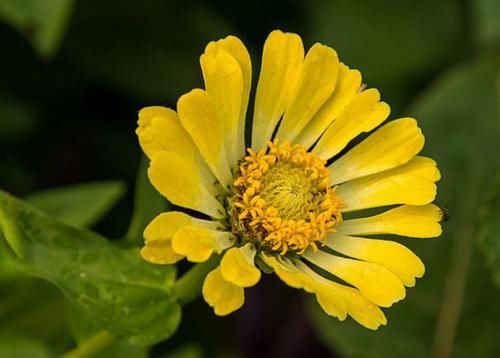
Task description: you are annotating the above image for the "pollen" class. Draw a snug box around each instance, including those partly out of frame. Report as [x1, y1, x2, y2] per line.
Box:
[230, 139, 344, 255]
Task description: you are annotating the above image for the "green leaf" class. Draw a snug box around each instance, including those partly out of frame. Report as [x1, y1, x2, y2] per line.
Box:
[26, 181, 126, 228]
[0, 335, 52, 358]
[473, 0, 500, 46]
[2, 180, 125, 287]
[309, 57, 500, 358]
[0, 0, 73, 59]
[125, 156, 168, 245]
[0, 191, 181, 346]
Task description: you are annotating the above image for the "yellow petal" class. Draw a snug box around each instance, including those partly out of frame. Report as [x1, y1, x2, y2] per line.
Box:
[137, 106, 170, 127]
[204, 35, 251, 166]
[304, 250, 406, 307]
[275, 43, 339, 143]
[296, 63, 362, 148]
[252, 30, 304, 150]
[220, 244, 261, 287]
[261, 255, 347, 320]
[141, 240, 183, 265]
[202, 267, 245, 316]
[200, 48, 245, 168]
[261, 254, 312, 290]
[327, 235, 425, 287]
[263, 255, 386, 329]
[137, 106, 196, 161]
[293, 261, 348, 320]
[329, 118, 425, 184]
[335, 284, 387, 330]
[144, 211, 218, 242]
[136, 106, 219, 195]
[171, 226, 234, 263]
[314, 88, 390, 160]
[141, 211, 218, 264]
[177, 89, 232, 187]
[148, 151, 225, 218]
[292, 259, 385, 329]
[338, 156, 440, 212]
[337, 204, 443, 238]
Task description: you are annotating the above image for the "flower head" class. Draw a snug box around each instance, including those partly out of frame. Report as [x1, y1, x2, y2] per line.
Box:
[136, 30, 442, 329]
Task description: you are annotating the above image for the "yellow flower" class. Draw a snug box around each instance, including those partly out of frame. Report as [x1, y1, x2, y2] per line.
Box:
[136, 30, 442, 330]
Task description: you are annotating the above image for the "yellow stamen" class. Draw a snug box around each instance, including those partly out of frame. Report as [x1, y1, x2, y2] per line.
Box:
[230, 139, 345, 255]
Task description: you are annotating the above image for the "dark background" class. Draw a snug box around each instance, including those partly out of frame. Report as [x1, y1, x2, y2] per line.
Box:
[0, 0, 499, 357]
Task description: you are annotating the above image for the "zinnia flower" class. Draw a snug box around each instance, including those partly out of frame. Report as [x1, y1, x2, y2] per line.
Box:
[136, 30, 442, 329]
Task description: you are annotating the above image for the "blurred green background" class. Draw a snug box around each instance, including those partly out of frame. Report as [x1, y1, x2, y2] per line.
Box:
[0, 0, 499, 357]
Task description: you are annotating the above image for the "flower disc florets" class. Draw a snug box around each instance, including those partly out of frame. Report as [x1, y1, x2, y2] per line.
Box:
[230, 139, 344, 255]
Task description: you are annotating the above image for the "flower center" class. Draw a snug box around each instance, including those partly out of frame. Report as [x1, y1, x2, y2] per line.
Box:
[230, 139, 344, 255]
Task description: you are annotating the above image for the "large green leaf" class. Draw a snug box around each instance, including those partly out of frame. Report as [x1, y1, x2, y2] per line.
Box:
[26, 181, 126, 228]
[0, 0, 73, 58]
[125, 156, 168, 245]
[310, 57, 500, 357]
[0, 191, 181, 346]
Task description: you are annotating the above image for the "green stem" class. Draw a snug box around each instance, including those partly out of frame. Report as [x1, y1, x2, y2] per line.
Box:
[63, 331, 115, 358]
[172, 255, 221, 305]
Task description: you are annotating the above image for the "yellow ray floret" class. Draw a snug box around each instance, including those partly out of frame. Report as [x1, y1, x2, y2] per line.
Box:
[337, 156, 440, 212]
[201, 47, 245, 168]
[252, 30, 304, 150]
[177, 89, 233, 188]
[171, 226, 234, 263]
[337, 204, 443, 238]
[141, 211, 218, 264]
[148, 151, 225, 218]
[262, 254, 387, 329]
[314, 88, 390, 160]
[220, 243, 261, 287]
[203, 36, 251, 167]
[329, 118, 425, 184]
[202, 267, 245, 316]
[136, 106, 219, 197]
[295, 63, 362, 149]
[275, 43, 339, 144]
[304, 250, 406, 307]
[326, 234, 425, 287]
